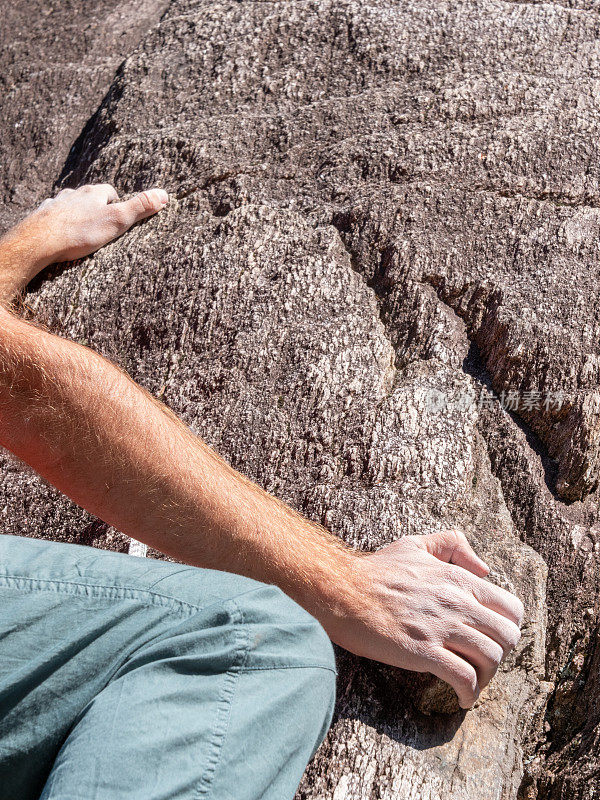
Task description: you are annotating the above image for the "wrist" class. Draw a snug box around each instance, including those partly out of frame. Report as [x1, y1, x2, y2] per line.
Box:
[290, 540, 369, 643]
[0, 220, 50, 271]
[0, 224, 51, 302]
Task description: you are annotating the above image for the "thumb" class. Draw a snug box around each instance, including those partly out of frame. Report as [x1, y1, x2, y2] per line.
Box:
[111, 188, 169, 232]
[420, 529, 490, 577]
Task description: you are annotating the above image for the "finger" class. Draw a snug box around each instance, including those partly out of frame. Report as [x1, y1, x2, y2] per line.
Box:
[79, 183, 119, 204]
[56, 188, 75, 198]
[429, 648, 480, 709]
[445, 624, 504, 689]
[101, 184, 119, 203]
[463, 604, 521, 656]
[110, 188, 169, 232]
[423, 530, 489, 577]
[469, 577, 524, 627]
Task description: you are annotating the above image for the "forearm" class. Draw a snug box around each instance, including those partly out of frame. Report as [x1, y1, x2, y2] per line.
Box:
[0, 306, 358, 633]
[0, 183, 525, 708]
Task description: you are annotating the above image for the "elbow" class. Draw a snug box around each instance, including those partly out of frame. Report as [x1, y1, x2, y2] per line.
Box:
[0, 303, 23, 342]
[0, 302, 13, 327]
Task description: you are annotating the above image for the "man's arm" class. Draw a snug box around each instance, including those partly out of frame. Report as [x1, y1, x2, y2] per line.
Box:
[0, 185, 523, 708]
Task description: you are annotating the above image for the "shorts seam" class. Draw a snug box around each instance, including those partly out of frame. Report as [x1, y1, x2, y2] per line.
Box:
[194, 597, 250, 800]
[214, 585, 337, 674]
[0, 574, 203, 615]
[240, 664, 338, 675]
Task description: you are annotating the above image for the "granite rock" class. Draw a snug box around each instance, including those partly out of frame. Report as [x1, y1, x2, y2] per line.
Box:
[3, 1, 600, 797]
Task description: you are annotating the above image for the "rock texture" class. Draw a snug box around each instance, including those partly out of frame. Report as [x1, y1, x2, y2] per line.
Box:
[0, 0, 167, 232]
[2, 1, 600, 798]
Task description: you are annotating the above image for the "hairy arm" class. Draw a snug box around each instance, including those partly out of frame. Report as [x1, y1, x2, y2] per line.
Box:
[0, 185, 524, 708]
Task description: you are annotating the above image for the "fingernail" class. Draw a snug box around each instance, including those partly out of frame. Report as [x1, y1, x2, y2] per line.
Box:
[155, 188, 169, 204]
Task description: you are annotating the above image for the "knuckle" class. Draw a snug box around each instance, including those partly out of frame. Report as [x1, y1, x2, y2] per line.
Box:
[446, 564, 472, 589]
[400, 534, 418, 548]
[438, 587, 464, 612]
[403, 534, 426, 554]
[454, 529, 469, 546]
[429, 529, 449, 548]
[426, 530, 443, 543]
[484, 583, 525, 627]
[461, 627, 504, 668]
[110, 205, 128, 228]
[446, 528, 467, 547]
[446, 586, 476, 615]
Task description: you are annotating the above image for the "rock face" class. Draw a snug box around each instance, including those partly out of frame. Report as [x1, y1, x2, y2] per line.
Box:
[2, 1, 600, 798]
[0, 0, 167, 232]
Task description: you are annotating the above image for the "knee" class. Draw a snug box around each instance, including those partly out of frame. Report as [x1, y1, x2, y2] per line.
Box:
[238, 585, 337, 751]
[235, 584, 337, 677]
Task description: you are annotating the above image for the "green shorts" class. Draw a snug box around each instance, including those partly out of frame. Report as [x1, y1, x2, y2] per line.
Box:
[0, 534, 336, 800]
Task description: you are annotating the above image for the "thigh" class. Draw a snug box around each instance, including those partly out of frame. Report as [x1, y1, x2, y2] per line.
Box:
[0, 535, 336, 800]
[0, 534, 266, 799]
[40, 582, 336, 800]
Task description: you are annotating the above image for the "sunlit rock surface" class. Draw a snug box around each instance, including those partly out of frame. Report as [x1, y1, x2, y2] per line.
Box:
[3, 2, 600, 797]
